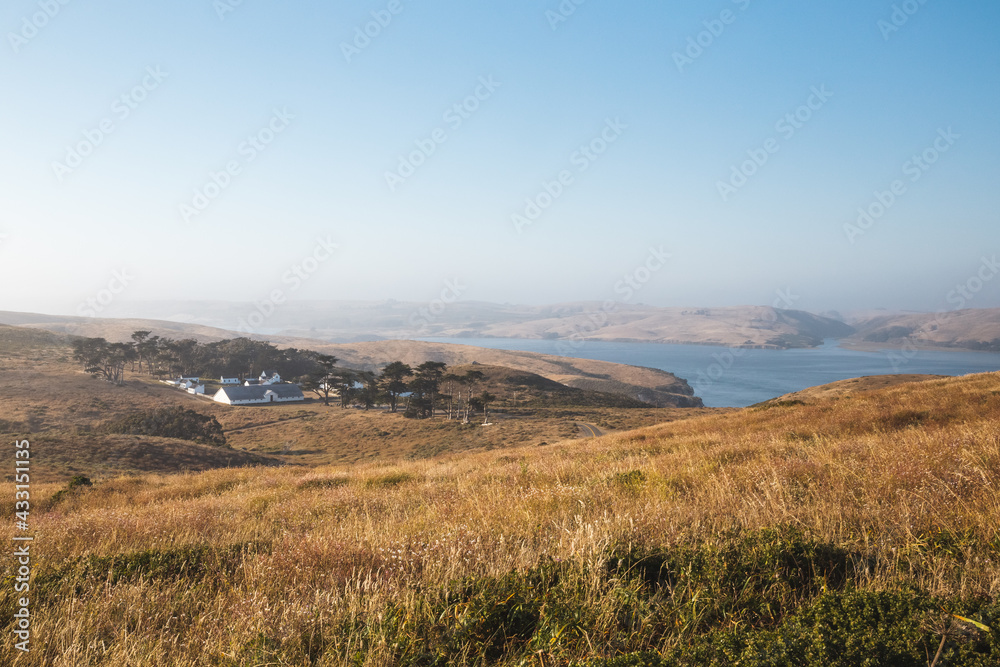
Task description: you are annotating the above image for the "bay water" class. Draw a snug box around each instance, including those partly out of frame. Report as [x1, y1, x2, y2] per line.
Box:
[418, 337, 1000, 408]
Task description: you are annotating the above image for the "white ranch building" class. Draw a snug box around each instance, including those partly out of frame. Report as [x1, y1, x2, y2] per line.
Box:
[162, 377, 205, 395]
[212, 384, 305, 406]
[245, 371, 282, 386]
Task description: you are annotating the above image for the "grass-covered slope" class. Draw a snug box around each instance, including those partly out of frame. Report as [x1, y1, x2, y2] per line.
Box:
[2, 372, 999, 665]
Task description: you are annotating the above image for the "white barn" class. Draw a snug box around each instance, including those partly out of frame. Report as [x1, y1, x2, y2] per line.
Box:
[221, 377, 240, 385]
[245, 372, 281, 387]
[213, 384, 305, 406]
[163, 378, 205, 394]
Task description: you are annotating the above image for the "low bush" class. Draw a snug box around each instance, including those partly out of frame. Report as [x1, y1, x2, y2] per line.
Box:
[100, 407, 227, 446]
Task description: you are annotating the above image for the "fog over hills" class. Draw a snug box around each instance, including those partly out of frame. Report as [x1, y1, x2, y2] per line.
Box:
[7, 301, 1000, 352]
[70, 300, 856, 349]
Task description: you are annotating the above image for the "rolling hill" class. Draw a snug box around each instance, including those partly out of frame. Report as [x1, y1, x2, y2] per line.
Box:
[12, 303, 1000, 353]
[848, 307, 1000, 351]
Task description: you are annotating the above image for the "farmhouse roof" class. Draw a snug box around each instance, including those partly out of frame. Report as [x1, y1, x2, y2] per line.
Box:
[218, 384, 304, 401]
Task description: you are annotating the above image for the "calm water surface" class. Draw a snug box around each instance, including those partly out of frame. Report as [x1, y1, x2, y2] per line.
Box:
[417, 338, 1000, 408]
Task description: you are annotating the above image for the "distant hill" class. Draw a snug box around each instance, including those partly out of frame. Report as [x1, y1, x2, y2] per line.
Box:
[16, 302, 1000, 352]
[40, 301, 855, 349]
[0, 322, 73, 355]
[463, 305, 854, 349]
[847, 308, 1000, 351]
[0, 311, 247, 343]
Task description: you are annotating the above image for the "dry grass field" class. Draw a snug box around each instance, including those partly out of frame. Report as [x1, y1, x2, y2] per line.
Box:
[1, 348, 999, 664]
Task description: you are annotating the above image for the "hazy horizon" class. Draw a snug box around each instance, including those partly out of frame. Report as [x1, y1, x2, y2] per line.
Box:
[6, 297, 997, 345]
[0, 293, 976, 319]
[2, 1, 998, 316]
[0, 297, 972, 325]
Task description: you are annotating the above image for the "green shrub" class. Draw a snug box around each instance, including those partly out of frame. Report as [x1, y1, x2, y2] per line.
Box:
[387, 564, 559, 665]
[32, 541, 269, 596]
[298, 476, 349, 490]
[339, 528, 997, 666]
[364, 472, 413, 488]
[885, 410, 930, 430]
[588, 591, 1000, 667]
[750, 399, 806, 410]
[611, 470, 647, 491]
[606, 527, 856, 633]
[100, 407, 227, 446]
[48, 475, 94, 505]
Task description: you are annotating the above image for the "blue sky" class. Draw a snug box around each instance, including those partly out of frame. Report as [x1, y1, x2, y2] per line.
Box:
[1, 0, 998, 317]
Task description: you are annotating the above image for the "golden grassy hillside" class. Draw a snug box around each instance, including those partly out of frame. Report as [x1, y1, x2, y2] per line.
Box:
[2, 372, 999, 665]
[757, 373, 947, 404]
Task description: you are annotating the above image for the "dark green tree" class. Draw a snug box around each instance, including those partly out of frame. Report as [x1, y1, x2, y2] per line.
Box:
[407, 361, 447, 419]
[302, 354, 340, 406]
[142, 335, 165, 376]
[460, 369, 485, 423]
[379, 361, 413, 413]
[442, 373, 463, 419]
[331, 369, 358, 409]
[72, 338, 131, 385]
[130, 330, 152, 372]
[355, 371, 379, 410]
[478, 390, 497, 424]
